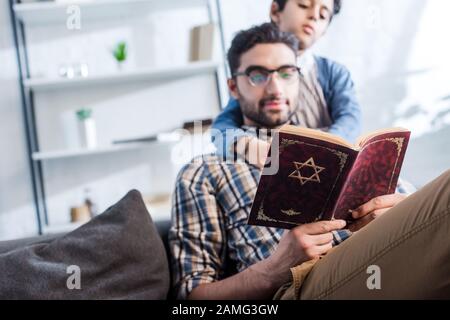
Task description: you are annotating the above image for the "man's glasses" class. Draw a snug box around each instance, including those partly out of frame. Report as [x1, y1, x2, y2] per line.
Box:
[233, 65, 301, 87]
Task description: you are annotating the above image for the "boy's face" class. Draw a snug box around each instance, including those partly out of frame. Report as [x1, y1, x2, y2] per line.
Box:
[271, 0, 334, 50]
[228, 43, 300, 129]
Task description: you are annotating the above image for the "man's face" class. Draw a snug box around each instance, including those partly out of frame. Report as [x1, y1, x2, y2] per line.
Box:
[271, 0, 334, 50]
[229, 43, 300, 129]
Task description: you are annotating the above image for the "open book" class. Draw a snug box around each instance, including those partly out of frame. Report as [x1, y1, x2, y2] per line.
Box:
[247, 125, 411, 229]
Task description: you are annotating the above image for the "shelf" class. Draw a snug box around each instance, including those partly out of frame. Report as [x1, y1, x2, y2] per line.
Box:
[14, 0, 209, 25]
[32, 133, 180, 161]
[24, 61, 218, 92]
[42, 202, 171, 235]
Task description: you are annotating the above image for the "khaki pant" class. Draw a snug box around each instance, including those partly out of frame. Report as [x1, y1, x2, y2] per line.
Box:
[275, 170, 450, 300]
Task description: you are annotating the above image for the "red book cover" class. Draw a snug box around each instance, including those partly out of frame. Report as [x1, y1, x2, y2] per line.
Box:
[247, 126, 410, 229]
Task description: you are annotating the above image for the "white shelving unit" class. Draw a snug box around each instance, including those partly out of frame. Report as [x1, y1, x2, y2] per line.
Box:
[14, 0, 209, 25]
[32, 140, 175, 161]
[32, 131, 181, 160]
[42, 201, 171, 235]
[24, 61, 218, 92]
[10, 0, 227, 235]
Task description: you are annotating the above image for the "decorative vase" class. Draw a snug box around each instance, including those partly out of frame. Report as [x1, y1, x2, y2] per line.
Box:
[78, 118, 97, 149]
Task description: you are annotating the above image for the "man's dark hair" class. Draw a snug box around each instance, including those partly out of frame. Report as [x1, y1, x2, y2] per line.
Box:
[274, 0, 342, 16]
[227, 23, 299, 77]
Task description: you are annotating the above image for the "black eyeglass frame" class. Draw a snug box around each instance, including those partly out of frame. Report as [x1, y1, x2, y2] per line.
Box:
[233, 65, 302, 86]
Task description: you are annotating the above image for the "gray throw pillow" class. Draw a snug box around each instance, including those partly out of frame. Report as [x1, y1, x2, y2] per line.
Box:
[0, 190, 170, 300]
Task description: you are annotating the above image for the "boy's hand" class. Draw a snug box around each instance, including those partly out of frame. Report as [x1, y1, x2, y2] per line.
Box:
[237, 137, 271, 168]
[348, 194, 408, 232]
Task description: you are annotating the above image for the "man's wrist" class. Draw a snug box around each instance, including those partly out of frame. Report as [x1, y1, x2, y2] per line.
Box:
[256, 257, 292, 290]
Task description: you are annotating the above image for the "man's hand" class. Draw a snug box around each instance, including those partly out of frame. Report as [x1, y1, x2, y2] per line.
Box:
[263, 220, 347, 288]
[348, 194, 408, 232]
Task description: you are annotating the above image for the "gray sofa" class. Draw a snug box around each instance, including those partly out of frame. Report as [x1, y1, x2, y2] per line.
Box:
[0, 190, 173, 300]
[0, 219, 172, 260]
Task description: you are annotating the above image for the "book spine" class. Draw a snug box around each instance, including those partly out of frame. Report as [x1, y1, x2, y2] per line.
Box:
[246, 146, 277, 226]
[329, 155, 359, 221]
[323, 151, 358, 220]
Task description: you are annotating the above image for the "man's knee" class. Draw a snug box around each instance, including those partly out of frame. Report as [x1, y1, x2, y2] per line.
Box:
[428, 169, 450, 200]
[441, 169, 450, 182]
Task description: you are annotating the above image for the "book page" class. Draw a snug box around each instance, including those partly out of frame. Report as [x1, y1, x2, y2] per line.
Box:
[357, 127, 410, 148]
[280, 125, 355, 149]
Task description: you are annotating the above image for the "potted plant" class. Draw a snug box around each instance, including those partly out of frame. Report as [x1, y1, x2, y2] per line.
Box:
[112, 41, 128, 71]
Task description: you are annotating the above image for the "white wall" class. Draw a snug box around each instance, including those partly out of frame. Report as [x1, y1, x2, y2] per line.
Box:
[0, 1, 37, 239]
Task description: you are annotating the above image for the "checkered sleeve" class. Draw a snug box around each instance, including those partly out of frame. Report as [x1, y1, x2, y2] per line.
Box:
[168, 161, 226, 300]
[331, 229, 353, 246]
[396, 177, 417, 195]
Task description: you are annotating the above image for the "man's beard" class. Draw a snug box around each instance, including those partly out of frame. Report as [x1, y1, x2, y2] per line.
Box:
[239, 94, 298, 129]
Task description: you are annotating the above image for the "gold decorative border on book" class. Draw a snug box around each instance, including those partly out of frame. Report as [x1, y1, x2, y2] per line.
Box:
[360, 137, 405, 192]
[281, 209, 302, 216]
[280, 139, 348, 171]
[258, 203, 299, 226]
[256, 139, 349, 225]
[386, 138, 404, 153]
[257, 204, 280, 223]
[280, 139, 300, 153]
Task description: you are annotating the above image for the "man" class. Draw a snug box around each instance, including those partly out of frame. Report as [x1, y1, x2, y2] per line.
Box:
[169, 23, 450, 300]
[212, 0, 361, 166]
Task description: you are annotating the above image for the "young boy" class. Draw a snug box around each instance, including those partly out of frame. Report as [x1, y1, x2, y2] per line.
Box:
[212, 0, 361, 167]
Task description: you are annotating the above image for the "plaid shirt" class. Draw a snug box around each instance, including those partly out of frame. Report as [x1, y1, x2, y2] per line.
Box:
[169, 154, 352, 300]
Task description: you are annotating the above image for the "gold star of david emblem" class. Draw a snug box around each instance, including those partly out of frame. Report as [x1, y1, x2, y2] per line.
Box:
[288, 157, 325, 186]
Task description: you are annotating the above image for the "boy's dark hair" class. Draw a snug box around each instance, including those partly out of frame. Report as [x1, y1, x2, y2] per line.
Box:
[274, 0, 342, 16]
[227, 23, 299, 77]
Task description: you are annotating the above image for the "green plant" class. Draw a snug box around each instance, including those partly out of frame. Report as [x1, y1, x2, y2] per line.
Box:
[76, 108, 92, 121]
[112, 41, 127, 63]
